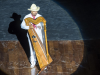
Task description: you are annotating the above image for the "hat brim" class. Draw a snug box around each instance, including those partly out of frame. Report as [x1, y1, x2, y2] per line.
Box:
[28, 7, 40, 11]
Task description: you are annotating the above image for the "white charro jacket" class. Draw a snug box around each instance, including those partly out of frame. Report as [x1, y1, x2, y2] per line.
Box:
[21, 13, 45, 65]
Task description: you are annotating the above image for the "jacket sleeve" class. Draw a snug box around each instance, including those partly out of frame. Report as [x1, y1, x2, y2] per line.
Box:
[21, 17, 29, 30]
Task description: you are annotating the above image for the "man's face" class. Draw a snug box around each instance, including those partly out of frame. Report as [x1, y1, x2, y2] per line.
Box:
[31, 11, 38, 16]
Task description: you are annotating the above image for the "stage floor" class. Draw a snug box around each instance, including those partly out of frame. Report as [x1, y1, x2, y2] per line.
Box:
[0, 40, 100, 75]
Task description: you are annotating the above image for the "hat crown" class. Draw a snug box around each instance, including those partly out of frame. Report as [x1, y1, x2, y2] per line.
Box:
[30, 4, 37, 9]
[28, 3, 40, 11]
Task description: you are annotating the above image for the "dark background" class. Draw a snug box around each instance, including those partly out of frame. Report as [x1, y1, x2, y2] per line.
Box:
[53, 0, 100, 40]
[0, 0, 100, 40]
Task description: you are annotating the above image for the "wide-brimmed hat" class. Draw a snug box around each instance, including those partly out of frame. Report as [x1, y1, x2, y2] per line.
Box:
[28, 4, 40, 11]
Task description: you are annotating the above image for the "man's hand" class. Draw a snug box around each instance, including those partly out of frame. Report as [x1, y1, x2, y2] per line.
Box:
[29, 22, 41, 29]
[37, 26, 41, 29]
[29, 23, 34, 29]
[29, 25, 34, 29]
[29, 22, 32, 26]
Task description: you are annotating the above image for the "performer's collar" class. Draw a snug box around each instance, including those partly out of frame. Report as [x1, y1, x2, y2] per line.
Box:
[31, 13, 37, 17]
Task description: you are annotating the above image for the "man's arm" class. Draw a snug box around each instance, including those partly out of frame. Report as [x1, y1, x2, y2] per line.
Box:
[21, 17, 30, 30]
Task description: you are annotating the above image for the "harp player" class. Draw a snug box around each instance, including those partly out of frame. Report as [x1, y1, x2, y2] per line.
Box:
[21, 3, 45, 68]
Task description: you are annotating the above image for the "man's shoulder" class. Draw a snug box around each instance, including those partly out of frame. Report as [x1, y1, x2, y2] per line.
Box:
[23, 13, 43, 20]
[37, 13, 42, 16]
[24, 13, 31, 19]
[36, 13, 42, 17]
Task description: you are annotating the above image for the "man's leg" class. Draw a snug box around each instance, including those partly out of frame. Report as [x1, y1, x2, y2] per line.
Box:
[27, 33, 36, 68]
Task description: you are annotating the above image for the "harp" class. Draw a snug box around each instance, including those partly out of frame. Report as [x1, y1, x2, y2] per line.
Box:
[24, 16, 53, 74]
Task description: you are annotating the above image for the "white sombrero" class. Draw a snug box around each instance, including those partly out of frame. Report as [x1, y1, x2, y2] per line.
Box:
[28, 4, 40, 11]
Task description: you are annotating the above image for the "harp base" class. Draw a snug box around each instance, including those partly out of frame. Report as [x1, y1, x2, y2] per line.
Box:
[37, 66, 47, 75]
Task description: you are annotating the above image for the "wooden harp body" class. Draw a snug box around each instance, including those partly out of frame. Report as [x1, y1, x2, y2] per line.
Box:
[24, 17, 53, 73]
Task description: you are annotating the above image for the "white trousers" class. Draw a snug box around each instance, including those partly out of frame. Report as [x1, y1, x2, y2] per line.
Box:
[27, 30, 43, 66]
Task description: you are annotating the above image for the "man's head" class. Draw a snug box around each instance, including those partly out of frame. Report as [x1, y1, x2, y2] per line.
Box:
[28, 4, 40, 16]
[31, 11, 38, 16]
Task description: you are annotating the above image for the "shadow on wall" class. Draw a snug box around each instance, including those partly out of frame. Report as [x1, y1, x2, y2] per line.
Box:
[8, 13, 30, 62]
[52, 0, 100, 75]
